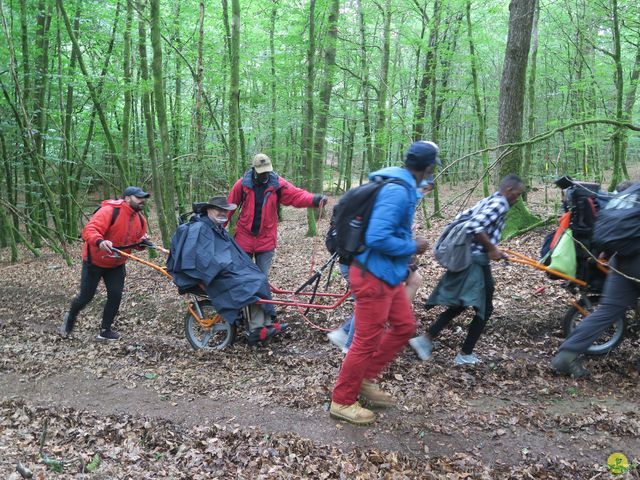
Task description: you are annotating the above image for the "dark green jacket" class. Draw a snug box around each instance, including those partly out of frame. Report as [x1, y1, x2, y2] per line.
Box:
[426, 254, 490, 320]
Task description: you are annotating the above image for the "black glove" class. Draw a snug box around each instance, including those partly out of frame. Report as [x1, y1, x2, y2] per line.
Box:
[314, 194, 329, 208]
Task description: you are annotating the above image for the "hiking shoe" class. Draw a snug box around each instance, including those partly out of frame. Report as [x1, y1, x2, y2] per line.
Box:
[97, 329, 121, 341]
[327, 329, 348, 350]
[58, 312, 75, 336]
[454, 352, 481, 365]
[359, 379, 395, 408]
[329, 401, 376, 425]
[247, 326, 276, 346]
[409, 335, 433, 361]
[551, 350, 590, 378]
[272, 322, 289, 334]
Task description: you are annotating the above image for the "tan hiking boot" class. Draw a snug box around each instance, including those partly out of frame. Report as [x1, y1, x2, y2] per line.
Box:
[329, 401, 376, 425]
[359, 379, 395, 408]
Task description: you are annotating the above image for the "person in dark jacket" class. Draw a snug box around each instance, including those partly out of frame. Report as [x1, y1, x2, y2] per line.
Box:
[552, 182, 640, 377]
[59, 186, 150, 341]
[409, 174, 524, 365]
[167, 196, 283, 345]
[227, 153, 328, 275]
[329, 140, 436, 426]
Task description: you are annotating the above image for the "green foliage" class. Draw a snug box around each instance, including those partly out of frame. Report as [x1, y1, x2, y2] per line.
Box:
[86, 453, 102, 472]
[1, 0, 639, 260]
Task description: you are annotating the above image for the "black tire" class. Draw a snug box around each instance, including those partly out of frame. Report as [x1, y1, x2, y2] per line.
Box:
[562, 296, 626, 356]
[184, 299, 236, 350]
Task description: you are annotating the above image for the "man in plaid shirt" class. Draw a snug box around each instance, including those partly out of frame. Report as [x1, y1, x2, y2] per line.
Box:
[410, 174, 525, 365]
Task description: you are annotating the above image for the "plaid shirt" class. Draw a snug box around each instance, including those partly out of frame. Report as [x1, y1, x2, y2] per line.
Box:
[455, 192, 510, 254]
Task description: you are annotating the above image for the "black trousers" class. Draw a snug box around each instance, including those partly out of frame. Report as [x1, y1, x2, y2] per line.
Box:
[68, 261, 126, 331]
[560, 255, 640, 353]
[428, 263, 495, 355]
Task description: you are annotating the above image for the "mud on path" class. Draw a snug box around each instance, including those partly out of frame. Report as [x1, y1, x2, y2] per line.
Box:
[1, 197, 639, 478]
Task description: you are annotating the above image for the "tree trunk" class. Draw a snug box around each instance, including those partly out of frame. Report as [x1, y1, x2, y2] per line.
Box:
[195, 0, 205, 166]
[608, 0, 624, 191]
[171, 2, 185, 210]
[57, 0, 126, 184]
[522, 0, 539, 200]
[466, 0, 489, 196]
[60, 3, 81, 237]
[138, 0, 170, 246]
[150, 0, 177, 232]
[301, 0, 315, 189]
[357, 0, 372, 174]
[311, 0, 339, 194]
[497, 0, 536, 180]
[121, 0, 134, 182]
[412, 0, 439, 141]
[228, 0, 241, 180]
[269, 0, 278, 160]
[620, 39, 640, 179]
[371, 0, 391, 171]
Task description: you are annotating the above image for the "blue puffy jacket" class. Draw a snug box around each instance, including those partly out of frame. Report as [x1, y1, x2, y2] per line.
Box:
[355, 167, 418, 286]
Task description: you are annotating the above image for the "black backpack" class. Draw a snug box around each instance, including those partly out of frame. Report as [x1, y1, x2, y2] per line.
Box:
[592, 183, 640, 256]
[325, 177, 406, 265]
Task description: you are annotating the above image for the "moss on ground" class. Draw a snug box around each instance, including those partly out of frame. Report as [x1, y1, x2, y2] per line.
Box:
[502, 199, 542, 240]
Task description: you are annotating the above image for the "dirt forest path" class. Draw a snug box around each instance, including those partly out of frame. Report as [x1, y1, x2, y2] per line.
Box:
[1, 184, 639, 479]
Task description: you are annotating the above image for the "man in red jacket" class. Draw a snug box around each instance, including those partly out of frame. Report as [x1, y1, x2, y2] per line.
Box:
[227, 153, 328, 275]
[59, 186, 150, 340]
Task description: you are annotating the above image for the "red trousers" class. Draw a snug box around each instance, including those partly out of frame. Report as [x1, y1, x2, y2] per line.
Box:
[332, 264, 416, 405]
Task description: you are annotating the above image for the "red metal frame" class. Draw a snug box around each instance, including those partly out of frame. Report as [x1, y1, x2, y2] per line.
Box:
[115, 248, 351, 311]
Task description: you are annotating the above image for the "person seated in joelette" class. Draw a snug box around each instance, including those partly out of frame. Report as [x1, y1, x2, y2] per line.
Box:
[167, 196, 286, 345]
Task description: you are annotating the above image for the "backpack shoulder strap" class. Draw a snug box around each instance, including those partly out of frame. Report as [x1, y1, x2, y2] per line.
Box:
[110, 206, 121, 227]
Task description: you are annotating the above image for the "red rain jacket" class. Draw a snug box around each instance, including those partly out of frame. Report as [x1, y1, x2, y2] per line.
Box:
[228, 170, 316, 253]
[82, 199, 148, 268]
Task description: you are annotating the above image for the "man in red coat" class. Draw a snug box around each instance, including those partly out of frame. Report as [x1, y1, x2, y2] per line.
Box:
[227, 153, 328, 275]
[59, 186, 150, 340]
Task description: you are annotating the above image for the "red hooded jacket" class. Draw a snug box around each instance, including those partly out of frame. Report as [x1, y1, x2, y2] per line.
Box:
[82, 199, 148, 268]
[228, 170, 317, 253]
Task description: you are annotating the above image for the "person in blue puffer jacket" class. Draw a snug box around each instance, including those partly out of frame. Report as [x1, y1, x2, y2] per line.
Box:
[329, 140, 439, 426]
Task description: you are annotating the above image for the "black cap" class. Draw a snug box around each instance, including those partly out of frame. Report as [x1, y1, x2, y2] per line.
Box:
[122, 186, 151, 198]
[405, 141, 442, 170]
[202, 196, 237, 211]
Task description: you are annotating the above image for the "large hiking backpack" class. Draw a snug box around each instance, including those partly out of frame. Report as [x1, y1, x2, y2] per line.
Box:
[325, 177, 405, 265]
[593, 182, 640, 256]
[540, 177, 607, 286]
[432, 198, 488, 272]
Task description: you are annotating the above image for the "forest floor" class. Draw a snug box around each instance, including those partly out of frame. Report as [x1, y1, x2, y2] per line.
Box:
[1, 181, 639, 479]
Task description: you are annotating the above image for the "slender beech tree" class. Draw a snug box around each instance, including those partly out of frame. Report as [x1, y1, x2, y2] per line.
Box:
[137, 0, 169, 245]
[371, 0, 392, 171]
[121, 0, 134, 182]
[312, 0, 339, 193]
[466, 0, 489, 195]
[150, 0, 177, 232]
[620, 38, 640, 177]
[228, 0, 241, 180]
[608, 0, 624, 190]
[522, 0, 539, 199]
[195, 0, 205, 167]
[357, 0, 373, 176]
[269, 0, 278, 160]
[301, 0, 316, 188]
